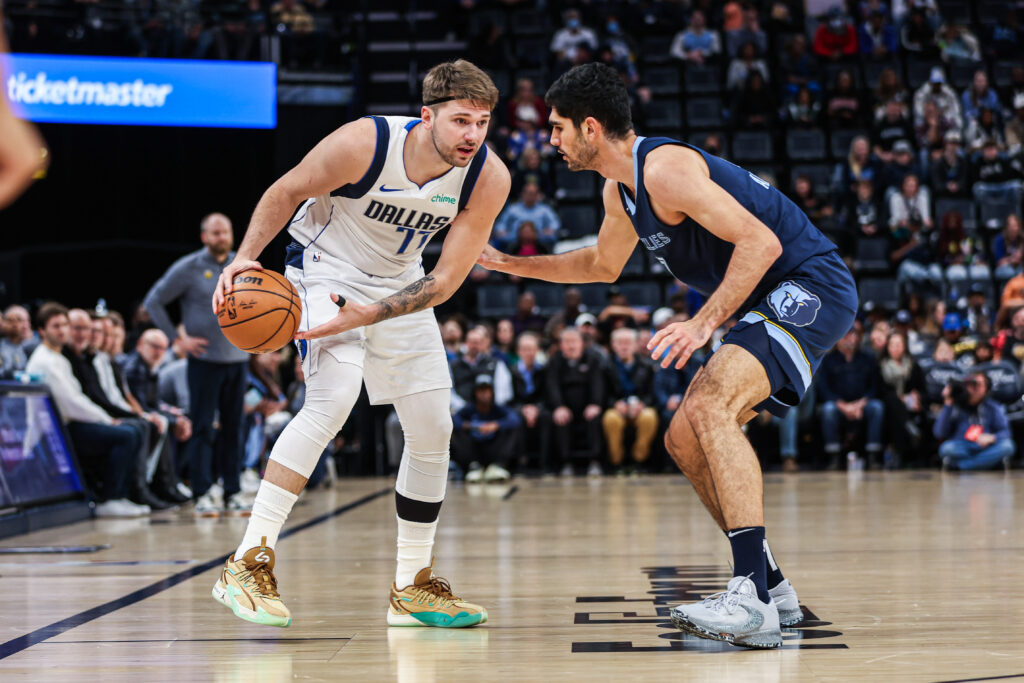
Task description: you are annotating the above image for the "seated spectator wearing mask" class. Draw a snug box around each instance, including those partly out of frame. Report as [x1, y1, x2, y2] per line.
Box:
[934, 371, 1015, 470]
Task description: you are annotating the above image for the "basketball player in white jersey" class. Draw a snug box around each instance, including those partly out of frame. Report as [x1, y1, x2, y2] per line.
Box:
[209, 60, 510, 628]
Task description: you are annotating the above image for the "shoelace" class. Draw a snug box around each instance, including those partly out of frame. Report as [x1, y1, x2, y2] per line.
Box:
[239, 562, 280, 599]
[706, 588, 743, 615]
[411, 576, 460, 606]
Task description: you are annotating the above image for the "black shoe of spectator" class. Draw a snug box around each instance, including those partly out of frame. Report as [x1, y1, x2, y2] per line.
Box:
[133, 488, 176, 511]
[866, 449, 882, 470]
[156, 485, 190, 504]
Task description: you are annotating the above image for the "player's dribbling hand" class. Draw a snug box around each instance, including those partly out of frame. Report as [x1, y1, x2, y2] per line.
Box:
[211, 258, 263, 313]
[294, 293, 373, 340]
[648, 319, 712, 370]
[476, 244, 508, 271]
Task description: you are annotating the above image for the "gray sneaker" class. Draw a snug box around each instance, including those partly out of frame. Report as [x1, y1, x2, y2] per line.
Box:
[670, 576, 782, 649]
[768, 579, 802, 626]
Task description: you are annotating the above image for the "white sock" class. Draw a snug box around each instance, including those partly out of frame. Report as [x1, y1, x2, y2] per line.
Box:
[395, 517, 437, 588]
[235, 481, 298, 559]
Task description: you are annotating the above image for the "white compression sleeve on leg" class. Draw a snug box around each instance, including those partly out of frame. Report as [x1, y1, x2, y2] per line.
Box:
[267, 356, 362, 479]
[392, 388, 452, 587]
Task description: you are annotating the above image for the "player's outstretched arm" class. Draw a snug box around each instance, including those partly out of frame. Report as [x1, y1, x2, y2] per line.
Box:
[646, 147, 782, 369]
[295, 150, 512, 340]
[212, 117, 378, 313]
[477, 179, 638, 283]
[0, 27, 45, 208]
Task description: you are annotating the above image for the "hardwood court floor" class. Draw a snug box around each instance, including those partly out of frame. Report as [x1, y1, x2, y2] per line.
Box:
[1, 471, 1022, 682]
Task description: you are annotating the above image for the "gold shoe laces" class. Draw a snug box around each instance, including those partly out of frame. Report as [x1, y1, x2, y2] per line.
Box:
[239, 562, 280, 599]
[413, 576, 460, 606]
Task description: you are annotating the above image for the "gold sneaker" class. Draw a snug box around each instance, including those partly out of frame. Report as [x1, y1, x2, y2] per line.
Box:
[212, 537, 292, 627]
[387, 564, 488, 628]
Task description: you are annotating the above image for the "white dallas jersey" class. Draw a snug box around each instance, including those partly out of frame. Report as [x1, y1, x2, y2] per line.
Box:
[287, 115, 488, 278]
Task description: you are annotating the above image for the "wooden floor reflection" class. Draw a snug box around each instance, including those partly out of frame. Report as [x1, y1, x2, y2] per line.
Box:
[1, 471, 1022, 682]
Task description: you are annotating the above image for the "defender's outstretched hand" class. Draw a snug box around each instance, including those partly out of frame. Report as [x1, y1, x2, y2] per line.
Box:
[295, 293, 374, 340]
[648, 319, 713, 370]
[212, 258, 263, 313]
[476, 244, 510, 272]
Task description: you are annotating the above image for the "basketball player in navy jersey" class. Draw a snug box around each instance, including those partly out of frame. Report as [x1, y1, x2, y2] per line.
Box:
[210, 60, 509, 629]
[479, 63, 858, 649]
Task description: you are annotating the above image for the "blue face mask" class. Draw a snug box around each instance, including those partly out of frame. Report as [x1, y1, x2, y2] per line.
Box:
[606, 21, 619, 33]
[567, 18, 580, 29]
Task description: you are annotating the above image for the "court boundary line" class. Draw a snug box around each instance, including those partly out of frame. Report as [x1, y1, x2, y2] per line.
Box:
[0, 487, 390, 661]
[932, 675, 1024, 683]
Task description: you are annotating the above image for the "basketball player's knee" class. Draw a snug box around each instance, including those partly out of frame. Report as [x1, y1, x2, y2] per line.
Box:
[404, 408, 452, 458]
[682, 390, 730, 435]
[300, 382, 360, 439]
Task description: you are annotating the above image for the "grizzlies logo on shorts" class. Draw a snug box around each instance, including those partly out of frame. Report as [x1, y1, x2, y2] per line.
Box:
[767, 281, 821, 327]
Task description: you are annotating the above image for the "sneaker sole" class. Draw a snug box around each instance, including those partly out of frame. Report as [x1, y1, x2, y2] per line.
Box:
[386, 609, 487, 628]
[778, 607, 803, 627]
[212, 583, 292, 628]
[670, 612, 782, 649]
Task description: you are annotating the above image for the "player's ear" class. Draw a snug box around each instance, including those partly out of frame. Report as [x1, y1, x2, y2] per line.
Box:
[582, 116, 601, 141]
[420, 105, 434, 128]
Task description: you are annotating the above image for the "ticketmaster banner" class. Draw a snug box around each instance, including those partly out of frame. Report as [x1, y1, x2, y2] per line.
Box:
[1, 53, 276, 128]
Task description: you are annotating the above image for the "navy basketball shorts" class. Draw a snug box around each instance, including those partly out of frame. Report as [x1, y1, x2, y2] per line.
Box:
[713, 249, 858, 417]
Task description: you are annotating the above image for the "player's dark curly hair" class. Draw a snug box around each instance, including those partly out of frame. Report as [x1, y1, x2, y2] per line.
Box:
[545, 63, 633, 140]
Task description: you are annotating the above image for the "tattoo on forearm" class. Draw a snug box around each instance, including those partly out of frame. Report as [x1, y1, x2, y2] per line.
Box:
[371, 276, 438, 323]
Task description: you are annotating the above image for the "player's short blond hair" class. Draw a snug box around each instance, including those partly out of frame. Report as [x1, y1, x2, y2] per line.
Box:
[422, 60, 499, 111]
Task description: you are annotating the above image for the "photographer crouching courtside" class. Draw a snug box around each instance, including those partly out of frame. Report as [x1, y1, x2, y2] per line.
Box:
[934, 371, 1016, 471]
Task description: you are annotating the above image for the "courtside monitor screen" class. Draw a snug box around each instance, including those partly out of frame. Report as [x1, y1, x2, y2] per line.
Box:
[2, 53, 277, 128]
[0, 383, 86, 509]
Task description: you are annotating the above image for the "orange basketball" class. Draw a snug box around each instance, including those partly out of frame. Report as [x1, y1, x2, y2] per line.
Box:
[217, 268, 302, 354]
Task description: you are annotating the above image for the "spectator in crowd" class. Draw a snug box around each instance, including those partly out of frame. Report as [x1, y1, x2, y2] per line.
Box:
[930, 130, 968, 198]
[601, 328, 659, 473]
[913, 67, 961, 130]
[550, 9, 597, 66]
[467, 20, 515, 72]
[873, 101, 914, 162]
[963, 284, 994, 338]
[879, 140, 922, 192]
[873, 67, 908, 115]
[878, 331, 926, 468]
[493, 181, 560, 250]
[510, 331, 550, 472]
[833, 135, 879, 206]
[123, 328, 191, 503]
[269, 0, 322, 69]
[449, 325, 513, 411]
[826, 69, 863, 128]
[889, 174, 940, 294]
[726, 41, 769, 91]
[866, 319, 892, 358]
[511, 291, 546, 336]
[995, 307, 1024, 367]
[508, 221, 550, 259]
[506, 78, 547, 132]
[813, 6, 858, 61]
[941, 312, 979, 369]
[894, 307, 927, 356]
[938, 23, 981, 64]
[915, 100, 956, 158]
[725, 4, 767, 58]
[440, 318, 465, 362]
[843, 178, 883, 239]
[0, 305, 37, 379]
[784, 85, 821, 127]
[934, 371, 1015, 470]
[969, 139, 1022, 209]
[901, 7, 939, 57]
[993, 214, 1024, 282]
[547, 327, 605, 477]
[452, 375, 520, 483]
[26, 303, 146, 517]
[544, 287, 583, 342]
[936, 210, 988, 284]
[90, 315, 138, 422]
[1006, 95, 1024, 153]
[602, 15, 638, 72]
[961, 71, 1002, 125]
[505, 105, 550, 163]
[818, 327, 885, 469]
[732, 71, 776, 129]
[986, 9, 1023, 60]
[493, 319, 516, 366]
[791, 174, 835, 230]
[859, 8, 897, 60]
[510, 147, 554, 199]
[144, 212, 250, 516]
[778, 33, 820, 97]
[964, 108, 1007, 154]
[669, 9, 720, 65]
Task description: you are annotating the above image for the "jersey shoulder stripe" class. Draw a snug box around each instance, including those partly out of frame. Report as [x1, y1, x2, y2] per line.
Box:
[457, 143, 488, 212]
[330, 115, 390, 200]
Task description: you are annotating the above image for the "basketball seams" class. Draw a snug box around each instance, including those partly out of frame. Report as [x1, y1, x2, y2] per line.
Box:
[218, 306, 293, 329]
[218, 268, 302, 354]
[248, 308, 294, 352]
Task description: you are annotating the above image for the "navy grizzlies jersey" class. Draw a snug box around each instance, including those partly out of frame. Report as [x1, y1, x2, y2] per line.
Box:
[618, 137, 837, 308]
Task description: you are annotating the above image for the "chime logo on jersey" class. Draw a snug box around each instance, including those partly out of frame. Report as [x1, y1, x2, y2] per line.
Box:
[363, 200, 451, 232]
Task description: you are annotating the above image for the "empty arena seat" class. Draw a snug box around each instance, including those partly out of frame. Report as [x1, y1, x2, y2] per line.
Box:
[688, 130, 729, 157]
[618, 281, 662, 307]
[994, 61, 1021, 88]
[620, 248, 646, 277]
[829, 129, 867, 160]
[554, 166, 598, 202]
[646, 65, 682, 96]
[684, 64, 721, 93]
[578, 283, 609, 311]
[786, 129, 826, 161]
[732, 131, 773, 162]
[527, 283, 566, 316]
[685, 97, 724, 128]
[646, 98, 683, 130]
[639, 35, 673, 64]
[980, 198, 1020, 231]
[858, 277, 900, 311]
[906, 58, 943, 89]
[509, 8, 546, 35]
[852, 237, 891, 275]
[514, 37, 548, 68]
[477, 284, 519, 319]
[789, 164, 832, 192]
[558, 205, 600, 238]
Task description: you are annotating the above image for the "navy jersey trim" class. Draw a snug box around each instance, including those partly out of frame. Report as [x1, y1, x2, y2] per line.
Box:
[331, 115, 390, 199]
[457, 143, 488, 213]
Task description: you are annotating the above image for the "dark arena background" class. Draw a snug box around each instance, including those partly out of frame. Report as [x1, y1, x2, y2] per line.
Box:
[1, 1, 1023, 681]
